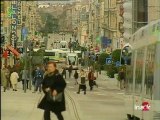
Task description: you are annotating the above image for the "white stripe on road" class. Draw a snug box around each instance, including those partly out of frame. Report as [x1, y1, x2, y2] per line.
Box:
[98, 87, 105, 90]
[97, 93, 106, 96]
[117, 93, 124, 95]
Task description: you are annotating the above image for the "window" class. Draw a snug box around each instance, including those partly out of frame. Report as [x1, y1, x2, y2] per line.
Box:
[44, 52, 55, 56]
[144, 44, 155, 99]
[133, 0, 148, 32]
[68, 56, 76, 65]
[135, 48, 145, 94]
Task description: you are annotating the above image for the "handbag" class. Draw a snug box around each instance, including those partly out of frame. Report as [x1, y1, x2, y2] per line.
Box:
[46, 90, 63, 102]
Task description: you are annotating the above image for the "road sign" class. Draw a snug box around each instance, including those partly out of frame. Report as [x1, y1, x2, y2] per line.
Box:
[106, 58, 112, 64]
[116, 61, 121, 67]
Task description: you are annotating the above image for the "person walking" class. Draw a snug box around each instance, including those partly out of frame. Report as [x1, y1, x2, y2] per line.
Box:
[88, 70, 97, 91]
[7, 65, 12, 89]
[33, 67, 44, 93]
[77, 69, 86, 94]
[61, 67, 66, 79]
[10, 69, 19, 91]
[68, 65, 73, 78]
[1, 66, 10, 92]
[21, 69, 29, 90]
[38, 62, 66, 120]
[118, 68, 126, 89]
[74, 70, 79, 85]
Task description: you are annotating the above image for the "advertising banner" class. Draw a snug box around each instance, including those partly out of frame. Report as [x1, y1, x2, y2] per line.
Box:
[10, 1, 18, 47]
[17, 0, 21, 25]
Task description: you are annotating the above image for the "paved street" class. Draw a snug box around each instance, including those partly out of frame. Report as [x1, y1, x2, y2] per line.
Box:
[1, 71, 126, 120]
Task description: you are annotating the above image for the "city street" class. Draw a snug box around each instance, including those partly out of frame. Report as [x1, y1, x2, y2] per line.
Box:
[1, 71, 126, 120]
[1, 1, 160, 120]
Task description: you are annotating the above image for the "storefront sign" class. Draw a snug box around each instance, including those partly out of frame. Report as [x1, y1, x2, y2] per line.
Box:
[10, 1, 18, 47]
[17, 1, 21, 25]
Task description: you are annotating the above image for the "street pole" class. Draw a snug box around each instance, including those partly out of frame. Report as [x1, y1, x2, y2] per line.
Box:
[23, 39, 28, 93]
[29, 41, 32, 90]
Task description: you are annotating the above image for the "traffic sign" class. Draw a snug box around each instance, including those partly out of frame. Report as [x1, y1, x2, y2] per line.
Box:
[106, 58, 112, 64]
[116, 61, 121, 67]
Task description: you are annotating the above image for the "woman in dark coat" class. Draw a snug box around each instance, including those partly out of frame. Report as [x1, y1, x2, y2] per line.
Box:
[38, 62, 66, 120]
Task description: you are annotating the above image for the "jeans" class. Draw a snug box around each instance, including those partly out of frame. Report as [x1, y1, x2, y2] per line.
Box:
[44, 110, 64, 120]
[34, 80, 42, 92]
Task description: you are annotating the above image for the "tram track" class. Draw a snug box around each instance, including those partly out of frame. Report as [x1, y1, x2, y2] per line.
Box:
[65, 89, 81, 120]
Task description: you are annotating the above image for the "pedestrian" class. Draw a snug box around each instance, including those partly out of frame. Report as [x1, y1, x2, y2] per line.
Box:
[10, 69, 19, 91]
[68, 65, 72, 78]
[88, 70, 97, 91]
[7, 65, 12, 89]
[33, 66, 44, 93]
[118, 68, 126, 89]
[32, 66, 36, 86]
[21, 69, 29, 90]
[1, 65, 10, 92]
[38, 62, 66, 120]
[61, 67, 66, 79]
[74, 70, 79, 85]
[77, 69, 86, 94]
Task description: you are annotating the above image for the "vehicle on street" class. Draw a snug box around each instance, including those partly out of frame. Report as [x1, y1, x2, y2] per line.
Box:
[125, 19, 160, 120]
[65, 52, 79, 70]
[60, 41, 68, 50]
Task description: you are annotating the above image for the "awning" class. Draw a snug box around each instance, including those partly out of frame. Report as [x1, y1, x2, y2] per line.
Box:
[6, 45, 20, 57]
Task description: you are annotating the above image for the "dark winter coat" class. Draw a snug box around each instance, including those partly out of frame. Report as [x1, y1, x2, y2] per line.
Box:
[74, 72, 79, 79]
[38, 70, 66, 112]
[118, 71, 125, 80]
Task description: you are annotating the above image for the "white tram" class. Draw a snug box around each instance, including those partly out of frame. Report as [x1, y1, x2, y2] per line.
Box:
[125, 19, 160, 120]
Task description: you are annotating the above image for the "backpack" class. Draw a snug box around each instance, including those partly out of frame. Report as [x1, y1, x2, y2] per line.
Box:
[35, 70, 42, 79]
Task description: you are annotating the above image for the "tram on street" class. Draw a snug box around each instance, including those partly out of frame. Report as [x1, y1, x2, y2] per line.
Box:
[44, 49, 66, 63]
[125, 19, 160, 120]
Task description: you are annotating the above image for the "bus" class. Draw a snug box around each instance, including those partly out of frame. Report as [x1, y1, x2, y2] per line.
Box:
[125, 19, 160, 120]
[59, 41, 68, 51]
[65, 52, 79, 70]
[44, 49, 65, 62]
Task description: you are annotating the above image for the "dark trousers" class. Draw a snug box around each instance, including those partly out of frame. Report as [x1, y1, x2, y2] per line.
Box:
[89, 80, 94, 90]
[44, 110, 64, 120]
[22, 80, 29, 89]
[77, 84, 86, 94]
[34, 81, 42, 92]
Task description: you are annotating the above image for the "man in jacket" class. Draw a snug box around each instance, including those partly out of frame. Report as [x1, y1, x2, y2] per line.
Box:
[38, 62, 66, 120]
[1, 66, 10, 92]
[118, 68, 126, 89]
[33, 67, 44, 93]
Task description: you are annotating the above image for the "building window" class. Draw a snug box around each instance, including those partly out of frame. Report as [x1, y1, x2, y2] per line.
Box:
[133, 0, 148, 32]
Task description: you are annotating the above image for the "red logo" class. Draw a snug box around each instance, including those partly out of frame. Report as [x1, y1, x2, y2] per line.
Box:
[142, 101, 150, 111]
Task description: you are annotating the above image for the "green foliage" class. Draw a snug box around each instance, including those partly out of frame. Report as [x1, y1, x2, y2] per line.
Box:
[88, 59, 94, 67]
[94, 62, 101, 71]
[31, 49, 45, 65]
[112, 49, 121, 63]
[98, 53, 110, 66]
[38, 12, 59, 35]
[105, 64, 117, 78]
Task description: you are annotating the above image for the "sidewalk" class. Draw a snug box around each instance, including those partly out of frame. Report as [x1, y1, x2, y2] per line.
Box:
[96, 71, 121, 91]
[1, 82, 72, 120]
